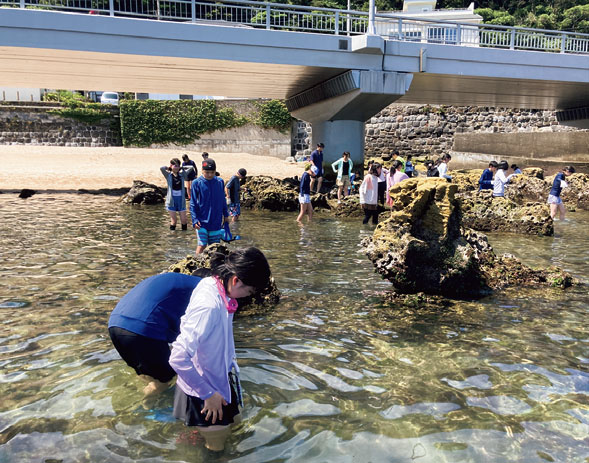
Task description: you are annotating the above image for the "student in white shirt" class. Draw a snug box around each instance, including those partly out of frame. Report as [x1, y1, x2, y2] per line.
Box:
[170, 247, 272, 452]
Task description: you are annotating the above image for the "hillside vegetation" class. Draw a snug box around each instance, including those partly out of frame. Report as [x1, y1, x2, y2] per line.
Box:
[284, 0, 589, 33]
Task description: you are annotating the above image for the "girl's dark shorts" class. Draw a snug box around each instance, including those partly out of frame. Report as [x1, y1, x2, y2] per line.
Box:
[173, 378, 240, 427]
[108, 326, 176, 383]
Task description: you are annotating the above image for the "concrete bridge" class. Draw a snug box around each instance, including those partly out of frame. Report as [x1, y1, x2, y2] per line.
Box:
[1, 3, 588, 162]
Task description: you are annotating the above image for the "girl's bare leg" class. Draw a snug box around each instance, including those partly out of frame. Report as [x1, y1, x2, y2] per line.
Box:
[296, 203, 305, 223]
[196, 425, 231, 451]
[558, 203, 566, 220]
[179, 210, 188, 226]
[307, 203, 313, 222]
[169, 211, 178, 227]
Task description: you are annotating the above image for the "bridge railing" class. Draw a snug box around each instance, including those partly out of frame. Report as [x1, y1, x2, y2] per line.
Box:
[1, 0, 588, 54]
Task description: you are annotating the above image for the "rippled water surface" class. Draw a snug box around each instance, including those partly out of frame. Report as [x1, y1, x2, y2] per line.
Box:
[0, 194, 587, 463]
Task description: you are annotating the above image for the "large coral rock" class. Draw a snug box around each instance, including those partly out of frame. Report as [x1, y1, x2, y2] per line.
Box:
[450, 170, 481, 193]
[458, 190, 553, 236]
[167, 243, 280, 315]
[362, 178, 573, 298]
[332, 195, 364, 218]
[120, 180, 165, 205]
[241, 176, 330, 212]
[505, 173, 549, 205]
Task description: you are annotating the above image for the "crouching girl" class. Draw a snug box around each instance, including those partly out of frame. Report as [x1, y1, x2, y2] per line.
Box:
[169, 247, 272, 452]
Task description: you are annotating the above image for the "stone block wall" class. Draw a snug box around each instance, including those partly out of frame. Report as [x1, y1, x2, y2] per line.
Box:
[0, 102, 122, 147]
[364, 104, 583, 158]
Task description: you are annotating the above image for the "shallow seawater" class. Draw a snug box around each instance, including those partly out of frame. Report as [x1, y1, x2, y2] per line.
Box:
[0, 194, 587, 463]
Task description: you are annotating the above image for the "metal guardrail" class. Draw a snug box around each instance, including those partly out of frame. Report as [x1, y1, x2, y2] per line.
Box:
[1, 0, 588, 54]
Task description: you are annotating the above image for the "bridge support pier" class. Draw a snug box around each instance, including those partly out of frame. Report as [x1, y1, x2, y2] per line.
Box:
[287, 70, 413, 167]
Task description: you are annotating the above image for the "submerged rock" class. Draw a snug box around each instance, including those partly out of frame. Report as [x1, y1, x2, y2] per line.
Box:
[362, 178, 573, 298]
[241, 175, 330, 212]
[167, 243, 280, 316]
[18, 189, 36, 199]
[458, 190, 553, 236]
[120, 180, 165, 205]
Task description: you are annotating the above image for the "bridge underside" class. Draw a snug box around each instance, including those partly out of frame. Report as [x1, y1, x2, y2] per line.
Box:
[0, 46, 343, 99]
[1, 46, 588, 112]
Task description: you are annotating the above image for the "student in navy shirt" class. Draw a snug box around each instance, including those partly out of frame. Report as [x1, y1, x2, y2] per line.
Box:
[225, 168, 247, 222]
[478, 161, 498, 191]
[547, 165, 575, 220]
[108, 273, 202, 396]
[297, 163, 317, 224]
[182, 154, 198, 200]
[310, 142, 325, 194]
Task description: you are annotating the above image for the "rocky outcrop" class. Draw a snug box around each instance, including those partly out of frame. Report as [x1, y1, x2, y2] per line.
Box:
[504, 172, 550, 204]
[458, 190, 553, 236]
[167, 243, 280, 316]
[241, 175, 330, 212]
[120, 180, 165, 205]
[362, 178, 573, 298]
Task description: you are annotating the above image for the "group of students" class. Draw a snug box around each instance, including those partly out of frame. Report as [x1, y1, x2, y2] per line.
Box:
[477, 160, 521, 197]
[358, 150, 415, 225]
[478, 160, 576, 220]
[108, 247, 272, 452]
[160, 153, 247, 254]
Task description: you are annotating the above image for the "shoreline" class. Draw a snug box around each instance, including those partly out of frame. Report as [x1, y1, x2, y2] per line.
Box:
[0, 145, 304, 192]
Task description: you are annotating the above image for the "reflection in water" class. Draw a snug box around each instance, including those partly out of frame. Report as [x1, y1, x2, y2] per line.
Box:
[0, 194, 587, 462]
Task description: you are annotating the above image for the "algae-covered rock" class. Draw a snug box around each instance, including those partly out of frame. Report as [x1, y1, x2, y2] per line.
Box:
[522, 167, 544, 179]
[331, 195, 364, 218]
[450, 170, 481, 193]
[505, 173, 549, 205]
[167, 243, 280, 316]
[458, 190, 553, 236]
[241, 175, 330, 212]
[362, 178, 574, 298]
[120, 180, 165, 205]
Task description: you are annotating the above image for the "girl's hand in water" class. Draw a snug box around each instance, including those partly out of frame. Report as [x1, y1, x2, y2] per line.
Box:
[202, 392, 227, 424]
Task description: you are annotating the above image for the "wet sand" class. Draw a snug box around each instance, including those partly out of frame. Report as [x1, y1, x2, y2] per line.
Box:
[0, 145, 303, 192]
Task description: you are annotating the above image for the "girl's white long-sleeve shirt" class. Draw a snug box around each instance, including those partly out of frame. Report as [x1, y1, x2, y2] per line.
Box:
[493, 169, 510, 197]
[359, 174, 378, 205]
[169, 277, 237, 403]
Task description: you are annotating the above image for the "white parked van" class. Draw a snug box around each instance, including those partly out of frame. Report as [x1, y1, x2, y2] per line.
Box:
[100, 92, 119, 105]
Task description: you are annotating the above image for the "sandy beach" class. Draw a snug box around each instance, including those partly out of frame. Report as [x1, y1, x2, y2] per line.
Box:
[0, 145, 303, 192]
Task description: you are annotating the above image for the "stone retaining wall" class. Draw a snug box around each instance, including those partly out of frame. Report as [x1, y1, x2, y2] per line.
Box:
[364, 104, 585, 158]
[0, 102, 121, 147]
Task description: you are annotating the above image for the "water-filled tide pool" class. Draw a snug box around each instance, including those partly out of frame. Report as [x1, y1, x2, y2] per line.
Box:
[0, 194, 587, 462]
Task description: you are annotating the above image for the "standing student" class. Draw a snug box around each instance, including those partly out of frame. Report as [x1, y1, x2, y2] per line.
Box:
[375, 162, 389, 206]
[160, 158, 194, 230]
[310, 142, 325, 193]
[331, 151, 353, 203]
[391, 150, 405, 172]
[548, 165, 575, 220]
[404, 155, 414, 178]
[479, 161, 498, 191]
[492, 160, 511, 197]
[385, 159, 409, 207]
[437, 154, 452, 180]
[360, 164, 380, 225]
[425, 160, 439, 177]
[225, 168, 247, 223]
[108, 273, 202, 396]
[190, 158, 229, 254]
[297, 164, 317, 223]
[182, 154, 198, 200]
[170, 247, 272, 452]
